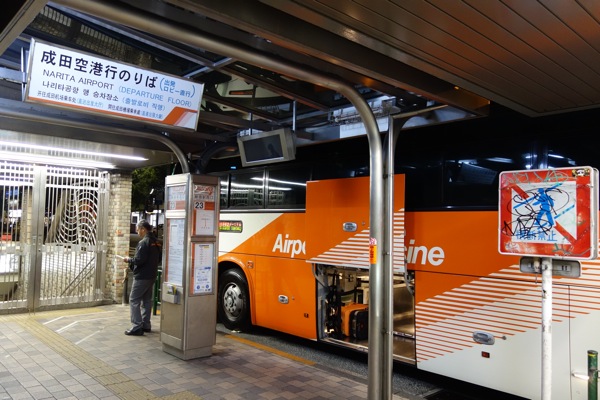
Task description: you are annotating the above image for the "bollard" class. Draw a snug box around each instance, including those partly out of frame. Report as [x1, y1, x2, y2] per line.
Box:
[589, 350, 598, 400]
[152, 269, 162, 315]
[122, 270, 129, 305]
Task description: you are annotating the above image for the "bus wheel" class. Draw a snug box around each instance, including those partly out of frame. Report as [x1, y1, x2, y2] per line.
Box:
[218, 269, 251, 331]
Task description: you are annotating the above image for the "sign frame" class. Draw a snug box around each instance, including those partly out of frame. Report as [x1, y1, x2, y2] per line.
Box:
[24, 39, 203, 129]
[499, 166, 598, 260]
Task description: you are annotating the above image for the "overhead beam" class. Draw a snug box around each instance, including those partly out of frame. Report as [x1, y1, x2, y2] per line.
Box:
[168, 0, 489, 115]
[0, 97, 190, 171]
[222, 65, 330, 112]
[0, 0, 48, 56]
[197, 110, 275, 131]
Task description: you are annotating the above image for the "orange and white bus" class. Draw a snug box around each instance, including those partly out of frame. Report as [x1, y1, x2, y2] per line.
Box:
[208, 115, 600, 400]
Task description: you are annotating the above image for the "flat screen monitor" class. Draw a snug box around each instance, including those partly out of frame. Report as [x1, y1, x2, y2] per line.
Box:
[237, 128, 296, 167]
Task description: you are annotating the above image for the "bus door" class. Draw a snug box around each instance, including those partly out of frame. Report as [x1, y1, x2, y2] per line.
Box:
[305, 175, 414, 362]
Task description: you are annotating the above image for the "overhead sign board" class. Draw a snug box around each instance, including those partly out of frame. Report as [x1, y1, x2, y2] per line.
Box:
[24, 39, 203, 129]
[499, 167, 598, 259]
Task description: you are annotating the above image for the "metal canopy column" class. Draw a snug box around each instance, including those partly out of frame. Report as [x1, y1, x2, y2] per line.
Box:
[52, 0, 389, 397]
[383, 107, 446, 396]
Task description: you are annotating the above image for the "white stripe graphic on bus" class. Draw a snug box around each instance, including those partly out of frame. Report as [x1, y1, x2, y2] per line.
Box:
[307, 210, 406, 272]
[416, 262, 600, 363]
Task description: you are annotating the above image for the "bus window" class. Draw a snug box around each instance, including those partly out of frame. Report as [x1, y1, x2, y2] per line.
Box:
[266, 167, 310, 209]
[312, 157, 369, 180]
[543, 133, 600, 209]
[442, 138, 532, 208]
[397, 162, 444, 210]
[544, 135, 595, 170]
[219, 176, 228, 209]
[395, 134, 444, 210]
[228, 170, 265, 208]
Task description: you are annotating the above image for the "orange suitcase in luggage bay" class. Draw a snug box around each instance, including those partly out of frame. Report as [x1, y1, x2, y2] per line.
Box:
[341, 303, 368, 339]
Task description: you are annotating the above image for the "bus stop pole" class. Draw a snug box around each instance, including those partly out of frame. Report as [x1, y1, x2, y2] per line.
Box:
[383, 114, 411, 396]
[541, 257, 552, 400]
[381, 117, 398, 399]
[383, 108, 445, 396]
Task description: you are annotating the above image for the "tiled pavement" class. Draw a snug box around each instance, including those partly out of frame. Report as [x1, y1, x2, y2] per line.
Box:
[0, 304, 415, 399]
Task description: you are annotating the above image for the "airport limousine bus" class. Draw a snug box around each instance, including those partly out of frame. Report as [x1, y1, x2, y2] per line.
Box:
[205, 110, 600, 400]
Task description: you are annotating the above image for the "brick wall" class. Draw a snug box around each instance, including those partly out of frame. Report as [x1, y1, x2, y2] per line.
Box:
[105, 172, 132, 302]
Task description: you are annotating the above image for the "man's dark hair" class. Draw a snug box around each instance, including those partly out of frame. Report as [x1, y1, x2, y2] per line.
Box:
[137, 220, 152, 231]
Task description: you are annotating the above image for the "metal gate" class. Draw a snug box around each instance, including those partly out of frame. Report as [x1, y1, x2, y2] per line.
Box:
[0, 161, 109, 312]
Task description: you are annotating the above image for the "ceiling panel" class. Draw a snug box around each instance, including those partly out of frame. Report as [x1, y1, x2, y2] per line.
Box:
[0, 0, 598, 171]
[263, 0, 600, 116]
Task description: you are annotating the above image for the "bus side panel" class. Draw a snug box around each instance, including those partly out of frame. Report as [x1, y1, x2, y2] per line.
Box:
[415, 272, 541, 398]
[253, 255, 317, 339]
[570, 286, 600, 400]
[410, 210, 600, 399]
[219, 212, 306, 262]
[415, 270, 577, 399]
[219, 212, 313, 336]
[405, 210, 520, 281]
[219, 212, 292, 254]
[305, 175, 405, 268]
[305, 176, 371, 262]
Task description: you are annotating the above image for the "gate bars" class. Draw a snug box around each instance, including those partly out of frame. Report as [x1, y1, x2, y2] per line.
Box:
[0, 161, 109, 311]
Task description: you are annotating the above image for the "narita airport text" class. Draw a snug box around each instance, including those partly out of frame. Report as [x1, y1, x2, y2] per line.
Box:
[43, 70, 116, 89]
[42, 70, 193, 107]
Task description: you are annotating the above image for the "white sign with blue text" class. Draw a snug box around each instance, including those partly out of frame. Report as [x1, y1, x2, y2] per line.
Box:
[25, 39, 204, 129]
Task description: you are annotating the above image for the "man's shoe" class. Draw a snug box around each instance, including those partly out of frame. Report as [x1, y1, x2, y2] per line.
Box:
[124, 328, 144, 336]
[143, 328, 151, 333]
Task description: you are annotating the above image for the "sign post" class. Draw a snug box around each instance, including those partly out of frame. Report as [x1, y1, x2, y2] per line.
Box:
[540, 257, 552, 400]
[499, 167, 598, 400]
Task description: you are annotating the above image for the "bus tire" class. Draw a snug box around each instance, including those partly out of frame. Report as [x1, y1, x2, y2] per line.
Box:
[218, 268, 251, 331]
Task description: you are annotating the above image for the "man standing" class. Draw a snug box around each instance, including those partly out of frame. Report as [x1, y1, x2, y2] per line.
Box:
[123, 220, 160, 336]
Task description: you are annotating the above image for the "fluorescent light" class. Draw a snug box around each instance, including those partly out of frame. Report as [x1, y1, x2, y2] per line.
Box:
[251, 177, 306, 187]
[0, 141, 148, 161]
[0, 151, 116, 169]
[485, 157, 514, 163]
